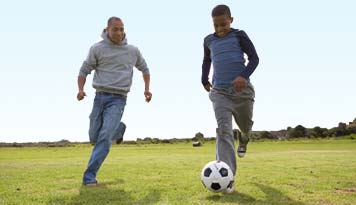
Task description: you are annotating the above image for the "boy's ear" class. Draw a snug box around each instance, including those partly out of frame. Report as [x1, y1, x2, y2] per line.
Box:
[230, 17, 234, 23]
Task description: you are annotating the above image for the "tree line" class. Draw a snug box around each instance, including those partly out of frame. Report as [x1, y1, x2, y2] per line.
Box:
[257, 118, 356, 140]
[1, 118, 355, 147]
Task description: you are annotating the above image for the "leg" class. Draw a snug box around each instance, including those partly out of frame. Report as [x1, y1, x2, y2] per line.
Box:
[232, 83, 255, 157]
[210, 89, 237, 175]
[232, 99, 253, 138]
[112, 122, 126, 144]
[232, 82, 255, 135]
[88, 98, 103, 144]
[83, 96, 126, 185]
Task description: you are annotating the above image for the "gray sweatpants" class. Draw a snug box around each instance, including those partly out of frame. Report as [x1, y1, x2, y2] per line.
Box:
[209, 82, 255, 175]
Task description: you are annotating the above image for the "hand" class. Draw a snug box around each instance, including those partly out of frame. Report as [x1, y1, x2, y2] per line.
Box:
[204, 82, 212, 92]
[232, 76, 247, 92]
[77, 90, 86, 101]
[144, 90, 152, 102]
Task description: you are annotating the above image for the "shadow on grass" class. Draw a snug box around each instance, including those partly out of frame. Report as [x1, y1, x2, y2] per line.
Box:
[253, 183, 305, 205]
[206, 183, 305, 205]
[49, 179, 161, 204]
[206, 191, 256, 204]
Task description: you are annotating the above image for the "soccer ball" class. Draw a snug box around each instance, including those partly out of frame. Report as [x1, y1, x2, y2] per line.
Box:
[201, 160, 234, 192]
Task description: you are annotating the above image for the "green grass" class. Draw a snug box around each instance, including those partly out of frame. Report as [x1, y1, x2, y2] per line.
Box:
[1, 139, 356, 204]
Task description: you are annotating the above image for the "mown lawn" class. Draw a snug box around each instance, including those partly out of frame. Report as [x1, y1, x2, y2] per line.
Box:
[1, 139, 356, 204]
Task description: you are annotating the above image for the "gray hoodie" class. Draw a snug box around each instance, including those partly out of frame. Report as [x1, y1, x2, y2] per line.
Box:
[79, 32, 150, 96]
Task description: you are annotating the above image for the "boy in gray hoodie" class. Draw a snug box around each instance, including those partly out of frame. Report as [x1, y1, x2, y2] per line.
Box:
[77, 17, 152, 186]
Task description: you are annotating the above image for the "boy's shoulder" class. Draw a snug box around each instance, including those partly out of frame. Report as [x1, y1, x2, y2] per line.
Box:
[203, 28, 246, 44]
[233, 29, 248, 37]
[230, 28, 248, 38]
[203, 33, 215, 45]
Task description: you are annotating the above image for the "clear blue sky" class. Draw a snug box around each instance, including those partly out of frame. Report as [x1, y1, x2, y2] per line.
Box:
[1, 0, 355, 142]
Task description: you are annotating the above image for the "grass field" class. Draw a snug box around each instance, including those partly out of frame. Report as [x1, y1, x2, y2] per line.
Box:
[1, 139, 356, 204]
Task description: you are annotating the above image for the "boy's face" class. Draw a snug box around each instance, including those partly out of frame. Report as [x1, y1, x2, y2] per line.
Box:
[213, 15, 233, 37]
[107, 19, 125, 44]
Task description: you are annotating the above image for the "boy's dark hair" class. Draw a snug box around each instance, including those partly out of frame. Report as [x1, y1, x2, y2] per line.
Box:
[211, 5, 231, 18]
[107, 16, 122, 27]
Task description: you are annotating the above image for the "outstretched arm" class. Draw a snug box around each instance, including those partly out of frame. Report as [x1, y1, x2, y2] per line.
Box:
[143, 74, 152, 102]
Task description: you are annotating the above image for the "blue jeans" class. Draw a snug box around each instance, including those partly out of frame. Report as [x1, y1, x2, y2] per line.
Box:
[83, 93, 126, 185]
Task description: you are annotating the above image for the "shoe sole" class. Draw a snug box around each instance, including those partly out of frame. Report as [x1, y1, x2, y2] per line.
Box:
[223, 188, 234, 194]
[237, 132, 249, 158]
[237, 152, 246, 158]
[116, 122, 126, 144]
[84, 183, 97, 187]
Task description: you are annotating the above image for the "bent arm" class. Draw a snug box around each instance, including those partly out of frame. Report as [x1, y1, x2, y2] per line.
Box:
[201, 42, 212, 87]
[238, 30, 259, 79]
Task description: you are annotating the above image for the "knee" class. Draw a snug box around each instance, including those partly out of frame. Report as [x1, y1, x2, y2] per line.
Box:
[216, 123, 232, 138]
[89, 124, 101, 143]
[89, 130, 98, 143]
[101, 140, 112, 153]
[239, 120, 254, 134]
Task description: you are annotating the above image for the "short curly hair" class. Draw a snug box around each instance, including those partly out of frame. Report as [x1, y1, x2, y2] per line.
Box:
[211, 5, 231, 18]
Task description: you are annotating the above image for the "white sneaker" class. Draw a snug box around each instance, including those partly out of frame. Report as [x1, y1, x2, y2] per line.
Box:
[224, 187, 234, 194]
[223, 181, 234, 194]
[237, 146, 247, 158]
[83, 180, 98, 187]
[237, 132, 249, 158]
[84, 182, 98, 187]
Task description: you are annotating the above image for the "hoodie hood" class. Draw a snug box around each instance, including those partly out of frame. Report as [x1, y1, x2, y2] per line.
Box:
[101, 31, 127, 46]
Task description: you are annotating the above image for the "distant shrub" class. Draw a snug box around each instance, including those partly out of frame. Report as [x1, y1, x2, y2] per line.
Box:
[192, 132, 204, 141]
[259, 131, 273, 139]
[122, 140, 137, 145]
[288, 125, 308, 138]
